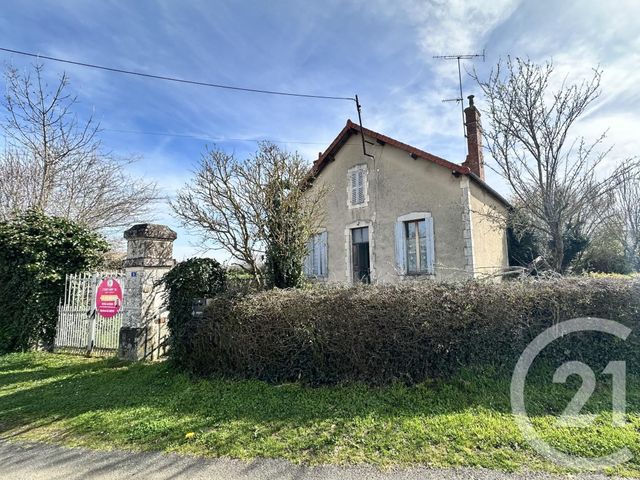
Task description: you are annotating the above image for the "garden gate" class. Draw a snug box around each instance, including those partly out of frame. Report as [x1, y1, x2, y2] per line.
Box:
[55, 272, 129, 355]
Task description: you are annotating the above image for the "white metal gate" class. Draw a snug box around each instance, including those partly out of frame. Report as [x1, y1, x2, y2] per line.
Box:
[55, 272, 127, 355]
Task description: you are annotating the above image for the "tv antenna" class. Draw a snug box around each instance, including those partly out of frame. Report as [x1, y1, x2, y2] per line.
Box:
[433, 50, 485, 138]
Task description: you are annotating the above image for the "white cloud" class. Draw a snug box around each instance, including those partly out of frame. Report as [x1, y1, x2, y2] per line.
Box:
[377, 0, 519, 83]
[411, 0, 519, 57]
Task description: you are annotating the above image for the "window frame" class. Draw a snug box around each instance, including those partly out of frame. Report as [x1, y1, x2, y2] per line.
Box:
[346, 164, 369, 209]
[394, 212, 435, 276]
[404, 219, 429, 275]
[344, 220, 375, 283]
[350, 226, 371, 283]
[304, 231, 328, 279]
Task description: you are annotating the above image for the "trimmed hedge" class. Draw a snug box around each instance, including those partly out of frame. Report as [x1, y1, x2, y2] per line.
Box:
[184, 278, 640, 385]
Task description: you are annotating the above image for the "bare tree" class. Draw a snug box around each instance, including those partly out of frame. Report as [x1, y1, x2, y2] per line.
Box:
[171, 142, 325, 287]
[0, 63, 157, 229]
[613, 166, 640, 270]
[258, 143, 324, 288]
[473, 57, 633, 272]
[0, 150, 41, 219]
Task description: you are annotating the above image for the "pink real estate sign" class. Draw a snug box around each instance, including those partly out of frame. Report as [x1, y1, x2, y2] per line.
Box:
[95, 278, 123, 318]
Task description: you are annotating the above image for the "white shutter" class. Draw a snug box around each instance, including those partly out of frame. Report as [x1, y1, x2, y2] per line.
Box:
[425, 217, 435, 274]
[350, 171, 358, 205]
[394, 221, 407, 275]
[348, 167, 367, 206]
[319, 231, 328, 277]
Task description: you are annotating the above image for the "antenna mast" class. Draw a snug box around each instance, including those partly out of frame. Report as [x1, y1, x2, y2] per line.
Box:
[433, 50, 485, 138]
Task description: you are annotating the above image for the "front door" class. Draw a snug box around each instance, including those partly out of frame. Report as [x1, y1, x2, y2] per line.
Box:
[351, 227, 370, 283]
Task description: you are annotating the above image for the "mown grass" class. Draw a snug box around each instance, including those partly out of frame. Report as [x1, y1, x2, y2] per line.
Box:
[0, 352, 639, 475]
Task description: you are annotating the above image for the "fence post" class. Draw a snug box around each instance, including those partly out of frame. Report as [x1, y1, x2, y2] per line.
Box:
[118, 224, 177, 361]
[87, 311, 96, 356]
[86, 274, 97, 355]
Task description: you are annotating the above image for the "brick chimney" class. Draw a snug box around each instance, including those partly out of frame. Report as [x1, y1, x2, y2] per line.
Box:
[462, 95, 485, 180]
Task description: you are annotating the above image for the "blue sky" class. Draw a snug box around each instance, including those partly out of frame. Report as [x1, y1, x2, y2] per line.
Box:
[1, 0, 639, 260]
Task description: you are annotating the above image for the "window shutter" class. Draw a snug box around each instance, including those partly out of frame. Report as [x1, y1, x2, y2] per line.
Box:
[356, 169, 364, 204]
[313, 234, 322, 276]
[351, 170, 358, 205]
[319, 231, 328, 277]
[303, 239, 314, 276]
[425, 217, 435, 274]
[394, 221, 407, 275]
[350, 168, 366, 206]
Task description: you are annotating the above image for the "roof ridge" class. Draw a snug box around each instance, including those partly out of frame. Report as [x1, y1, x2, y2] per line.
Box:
[310, 120, 458, 172]
[308, 119, 508, 207]
[344, 119, 469, 174]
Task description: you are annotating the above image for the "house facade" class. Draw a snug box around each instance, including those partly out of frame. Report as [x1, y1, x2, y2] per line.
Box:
[304, 96, 510, 284]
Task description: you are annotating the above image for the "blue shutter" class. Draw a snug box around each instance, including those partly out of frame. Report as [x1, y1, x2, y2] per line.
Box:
[394, 221, 407, 275]
[319, 231, 328, 277]
[425, 217, 435, 274]
[303, 239, 313, 277]
[313, 234, 321, 276]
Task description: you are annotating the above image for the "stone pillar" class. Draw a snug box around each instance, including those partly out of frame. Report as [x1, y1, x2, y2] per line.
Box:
[118, 224, 177, 361]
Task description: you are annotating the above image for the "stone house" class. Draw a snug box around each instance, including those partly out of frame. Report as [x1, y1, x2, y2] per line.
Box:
[303, 96, 510, 284]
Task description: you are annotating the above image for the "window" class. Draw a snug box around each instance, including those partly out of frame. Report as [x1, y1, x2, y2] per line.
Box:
[405, 220, 429, 274]
[347, 165, 367, 207]
[304, 231, 328, 278]
[394, 214, 434, 275]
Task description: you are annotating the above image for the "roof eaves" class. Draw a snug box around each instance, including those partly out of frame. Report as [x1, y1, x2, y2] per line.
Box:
[345, 119, 470, 175]
[467, 172, 511, 208]
[308, 120, 510, 208]
[308, 122, 356, 180]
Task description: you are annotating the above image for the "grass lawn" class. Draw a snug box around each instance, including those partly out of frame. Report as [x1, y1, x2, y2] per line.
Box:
[0, 352, 639, 476]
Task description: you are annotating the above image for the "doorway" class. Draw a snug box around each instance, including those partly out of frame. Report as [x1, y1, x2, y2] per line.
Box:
[351, 226, 370, 283]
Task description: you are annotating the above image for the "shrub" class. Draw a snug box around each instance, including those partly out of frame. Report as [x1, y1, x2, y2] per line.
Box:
[507, 226, 541, 267]
[160, 257, 227, 366]
[183, 278, 640, 385]
[574, 231, 634, 275]
[0, 211, 109, 353]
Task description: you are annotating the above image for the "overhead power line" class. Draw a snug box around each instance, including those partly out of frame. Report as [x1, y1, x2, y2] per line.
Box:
[0, 46, 356, 102]
[0, 46, 373, 157]
[102, 127, 330, 145]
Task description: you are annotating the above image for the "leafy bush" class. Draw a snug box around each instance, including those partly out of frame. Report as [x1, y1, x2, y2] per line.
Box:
[160, 257, 227, 366]
[507, 226, 541, 267]
[574, 230, 634, 275]
[0, 211, 109, 353]
[183, 278, 640, 385]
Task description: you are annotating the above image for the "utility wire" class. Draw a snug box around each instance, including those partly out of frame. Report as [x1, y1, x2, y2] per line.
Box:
[0, 46, 356, 102]
[102, 127, 329, 145]
[0, 46, 371, 156]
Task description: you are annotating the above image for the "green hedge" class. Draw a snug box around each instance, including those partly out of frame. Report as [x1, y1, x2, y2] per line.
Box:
[183, 278, 640, 385]
[0, 211, 108, 353]
[160, 257, 227, 367]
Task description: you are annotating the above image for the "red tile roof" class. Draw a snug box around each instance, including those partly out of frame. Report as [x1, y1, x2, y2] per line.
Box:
[308, 119, 509, 206]
[310, 119, 470, 176]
